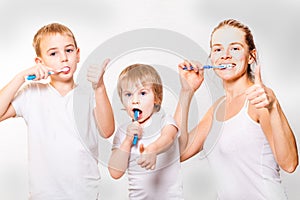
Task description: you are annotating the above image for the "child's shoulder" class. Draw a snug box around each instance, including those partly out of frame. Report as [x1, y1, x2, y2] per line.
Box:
[19, 82, 49, 94]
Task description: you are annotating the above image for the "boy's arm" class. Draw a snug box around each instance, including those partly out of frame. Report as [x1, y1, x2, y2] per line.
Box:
[87, 59, 115, 138]
[0, 73, 26, 121]
[108, 138, 132, 179]
[109, 122, 143, 177]
[0, 63, 53, 121]
[137, 124, 178, 170]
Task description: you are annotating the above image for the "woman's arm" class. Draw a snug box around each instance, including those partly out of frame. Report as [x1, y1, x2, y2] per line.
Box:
[246, 65, 298, 172]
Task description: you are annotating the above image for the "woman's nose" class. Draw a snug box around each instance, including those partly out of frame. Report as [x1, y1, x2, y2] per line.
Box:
[221, 48, 232, 59]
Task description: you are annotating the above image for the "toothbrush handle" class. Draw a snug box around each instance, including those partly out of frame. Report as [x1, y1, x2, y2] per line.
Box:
[183, 65, 212, 70]
[132, 134, 138, 145]
[203, 65, 213, 69]
[26, 71, 53, 80]
[26, 75, 37, 80]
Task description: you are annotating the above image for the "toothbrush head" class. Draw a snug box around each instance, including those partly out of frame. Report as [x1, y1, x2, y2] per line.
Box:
[133, 109, 140, 121]
[219, 64, 233, 69]
[59, 67, 70, 74]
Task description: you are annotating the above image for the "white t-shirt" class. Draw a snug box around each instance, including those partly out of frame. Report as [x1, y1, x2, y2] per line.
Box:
[112, 111, 184, 200]
[204, 98, 287, 200]
[12, 83, 101, 200]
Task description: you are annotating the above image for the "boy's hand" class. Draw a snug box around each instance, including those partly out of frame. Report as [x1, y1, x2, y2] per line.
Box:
[87, 58, 110, 89]
[23, 63, 52, 81]
[126, 121, 143, 144]
[137, 144, 157, 170]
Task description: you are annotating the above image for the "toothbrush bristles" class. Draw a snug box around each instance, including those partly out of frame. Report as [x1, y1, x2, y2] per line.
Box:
[220, 64, 232, 69]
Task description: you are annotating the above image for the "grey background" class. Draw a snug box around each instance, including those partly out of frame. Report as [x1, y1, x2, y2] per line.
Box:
[0, 0, 299, 199]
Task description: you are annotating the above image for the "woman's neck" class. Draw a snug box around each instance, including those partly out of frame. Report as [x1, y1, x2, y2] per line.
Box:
[223, 75, 253, 100]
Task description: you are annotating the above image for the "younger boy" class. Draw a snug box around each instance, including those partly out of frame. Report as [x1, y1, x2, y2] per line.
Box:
[108, 64, 185, 199]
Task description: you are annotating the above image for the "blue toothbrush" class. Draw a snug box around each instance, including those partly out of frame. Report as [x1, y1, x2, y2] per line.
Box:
[132, 109, 140, 145]
[26, 67, 70, 80]
[26, 71, 54, 80]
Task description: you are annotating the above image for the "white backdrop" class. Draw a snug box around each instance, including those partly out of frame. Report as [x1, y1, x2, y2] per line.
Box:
[0, 0, 299, 199]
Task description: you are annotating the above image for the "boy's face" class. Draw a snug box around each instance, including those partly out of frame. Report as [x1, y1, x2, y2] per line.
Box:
[121, 84, 156, 124]
[36, 33, 80, 81]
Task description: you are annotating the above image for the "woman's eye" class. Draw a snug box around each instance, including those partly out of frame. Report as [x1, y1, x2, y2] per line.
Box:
[213, 48, 221, 52]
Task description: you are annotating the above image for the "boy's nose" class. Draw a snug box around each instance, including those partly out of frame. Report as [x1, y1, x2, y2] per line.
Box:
[132, 95, 140, 104]
[61, 53, 68, 62]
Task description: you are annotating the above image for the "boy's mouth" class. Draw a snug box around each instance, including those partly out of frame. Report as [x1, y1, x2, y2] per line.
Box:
[132, 108, 142, 121]
[59, 66, 70, 74]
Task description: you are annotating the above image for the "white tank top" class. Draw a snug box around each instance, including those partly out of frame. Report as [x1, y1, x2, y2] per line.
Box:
[203, 98, 287, 200]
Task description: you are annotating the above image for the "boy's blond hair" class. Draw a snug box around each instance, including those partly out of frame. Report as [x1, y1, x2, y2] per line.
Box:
[33, 23, 78, 57]
[117, 64, 163, 112]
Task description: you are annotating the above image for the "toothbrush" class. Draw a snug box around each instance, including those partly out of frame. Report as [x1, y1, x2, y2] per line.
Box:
[132, 109, 140, 145]
[26, 67, 70, 80]
[182, 64, 232, 70]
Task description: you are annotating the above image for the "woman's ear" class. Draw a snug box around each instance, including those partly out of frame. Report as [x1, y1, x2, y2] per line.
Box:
[248, 49, 257, 65]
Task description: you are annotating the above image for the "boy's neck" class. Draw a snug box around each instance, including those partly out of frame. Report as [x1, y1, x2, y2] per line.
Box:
[50, 79, 76, 96]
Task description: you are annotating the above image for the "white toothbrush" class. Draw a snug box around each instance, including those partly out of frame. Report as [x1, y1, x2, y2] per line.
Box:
[183, 64, 233, 70]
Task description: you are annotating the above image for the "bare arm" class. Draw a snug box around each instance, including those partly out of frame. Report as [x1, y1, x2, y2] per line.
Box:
[87, 59, 115, 138]
[174, 60, 207, 160]
[108, 138, 132, 179]
[0, 63, 54, 121]
[137, 124, 178, 170]
[246, 65, 298, 172]
[108, 121, 143, 178]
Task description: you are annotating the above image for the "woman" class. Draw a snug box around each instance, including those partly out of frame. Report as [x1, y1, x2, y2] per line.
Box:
[175, 19, 298, 199]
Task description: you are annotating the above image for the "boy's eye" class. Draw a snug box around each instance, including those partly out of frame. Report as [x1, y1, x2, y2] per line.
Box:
[50, 52, 56, 56]
[124, 93, 132, 97]
[140, 91, 147, 96]
[66, 48, 74, 53]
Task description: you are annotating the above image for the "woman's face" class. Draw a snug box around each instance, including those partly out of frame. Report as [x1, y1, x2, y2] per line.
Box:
[210, 26, 253, 81]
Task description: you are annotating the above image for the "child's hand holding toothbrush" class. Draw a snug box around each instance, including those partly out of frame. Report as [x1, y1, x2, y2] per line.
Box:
[126, 121, 143, 145]
[24, 63, 53, 81]
[87, 58, 110, 90]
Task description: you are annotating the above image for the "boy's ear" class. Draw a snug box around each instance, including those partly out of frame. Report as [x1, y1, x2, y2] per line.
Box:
[35, 57, 43, 64]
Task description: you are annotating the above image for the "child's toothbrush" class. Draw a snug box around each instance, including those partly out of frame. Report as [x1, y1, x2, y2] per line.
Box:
[132, 109, 140, 145]
[182, 64, 232, 70]
[26, 67, 70, 80]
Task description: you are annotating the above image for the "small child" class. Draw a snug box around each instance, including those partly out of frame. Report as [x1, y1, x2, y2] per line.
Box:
[108, 64, 185, 200]
[0, 23, 114, 200]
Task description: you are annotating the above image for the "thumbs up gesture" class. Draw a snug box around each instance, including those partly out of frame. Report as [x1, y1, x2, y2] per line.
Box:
[87, 58, 110, 90]
[245, 65, 276, 110]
